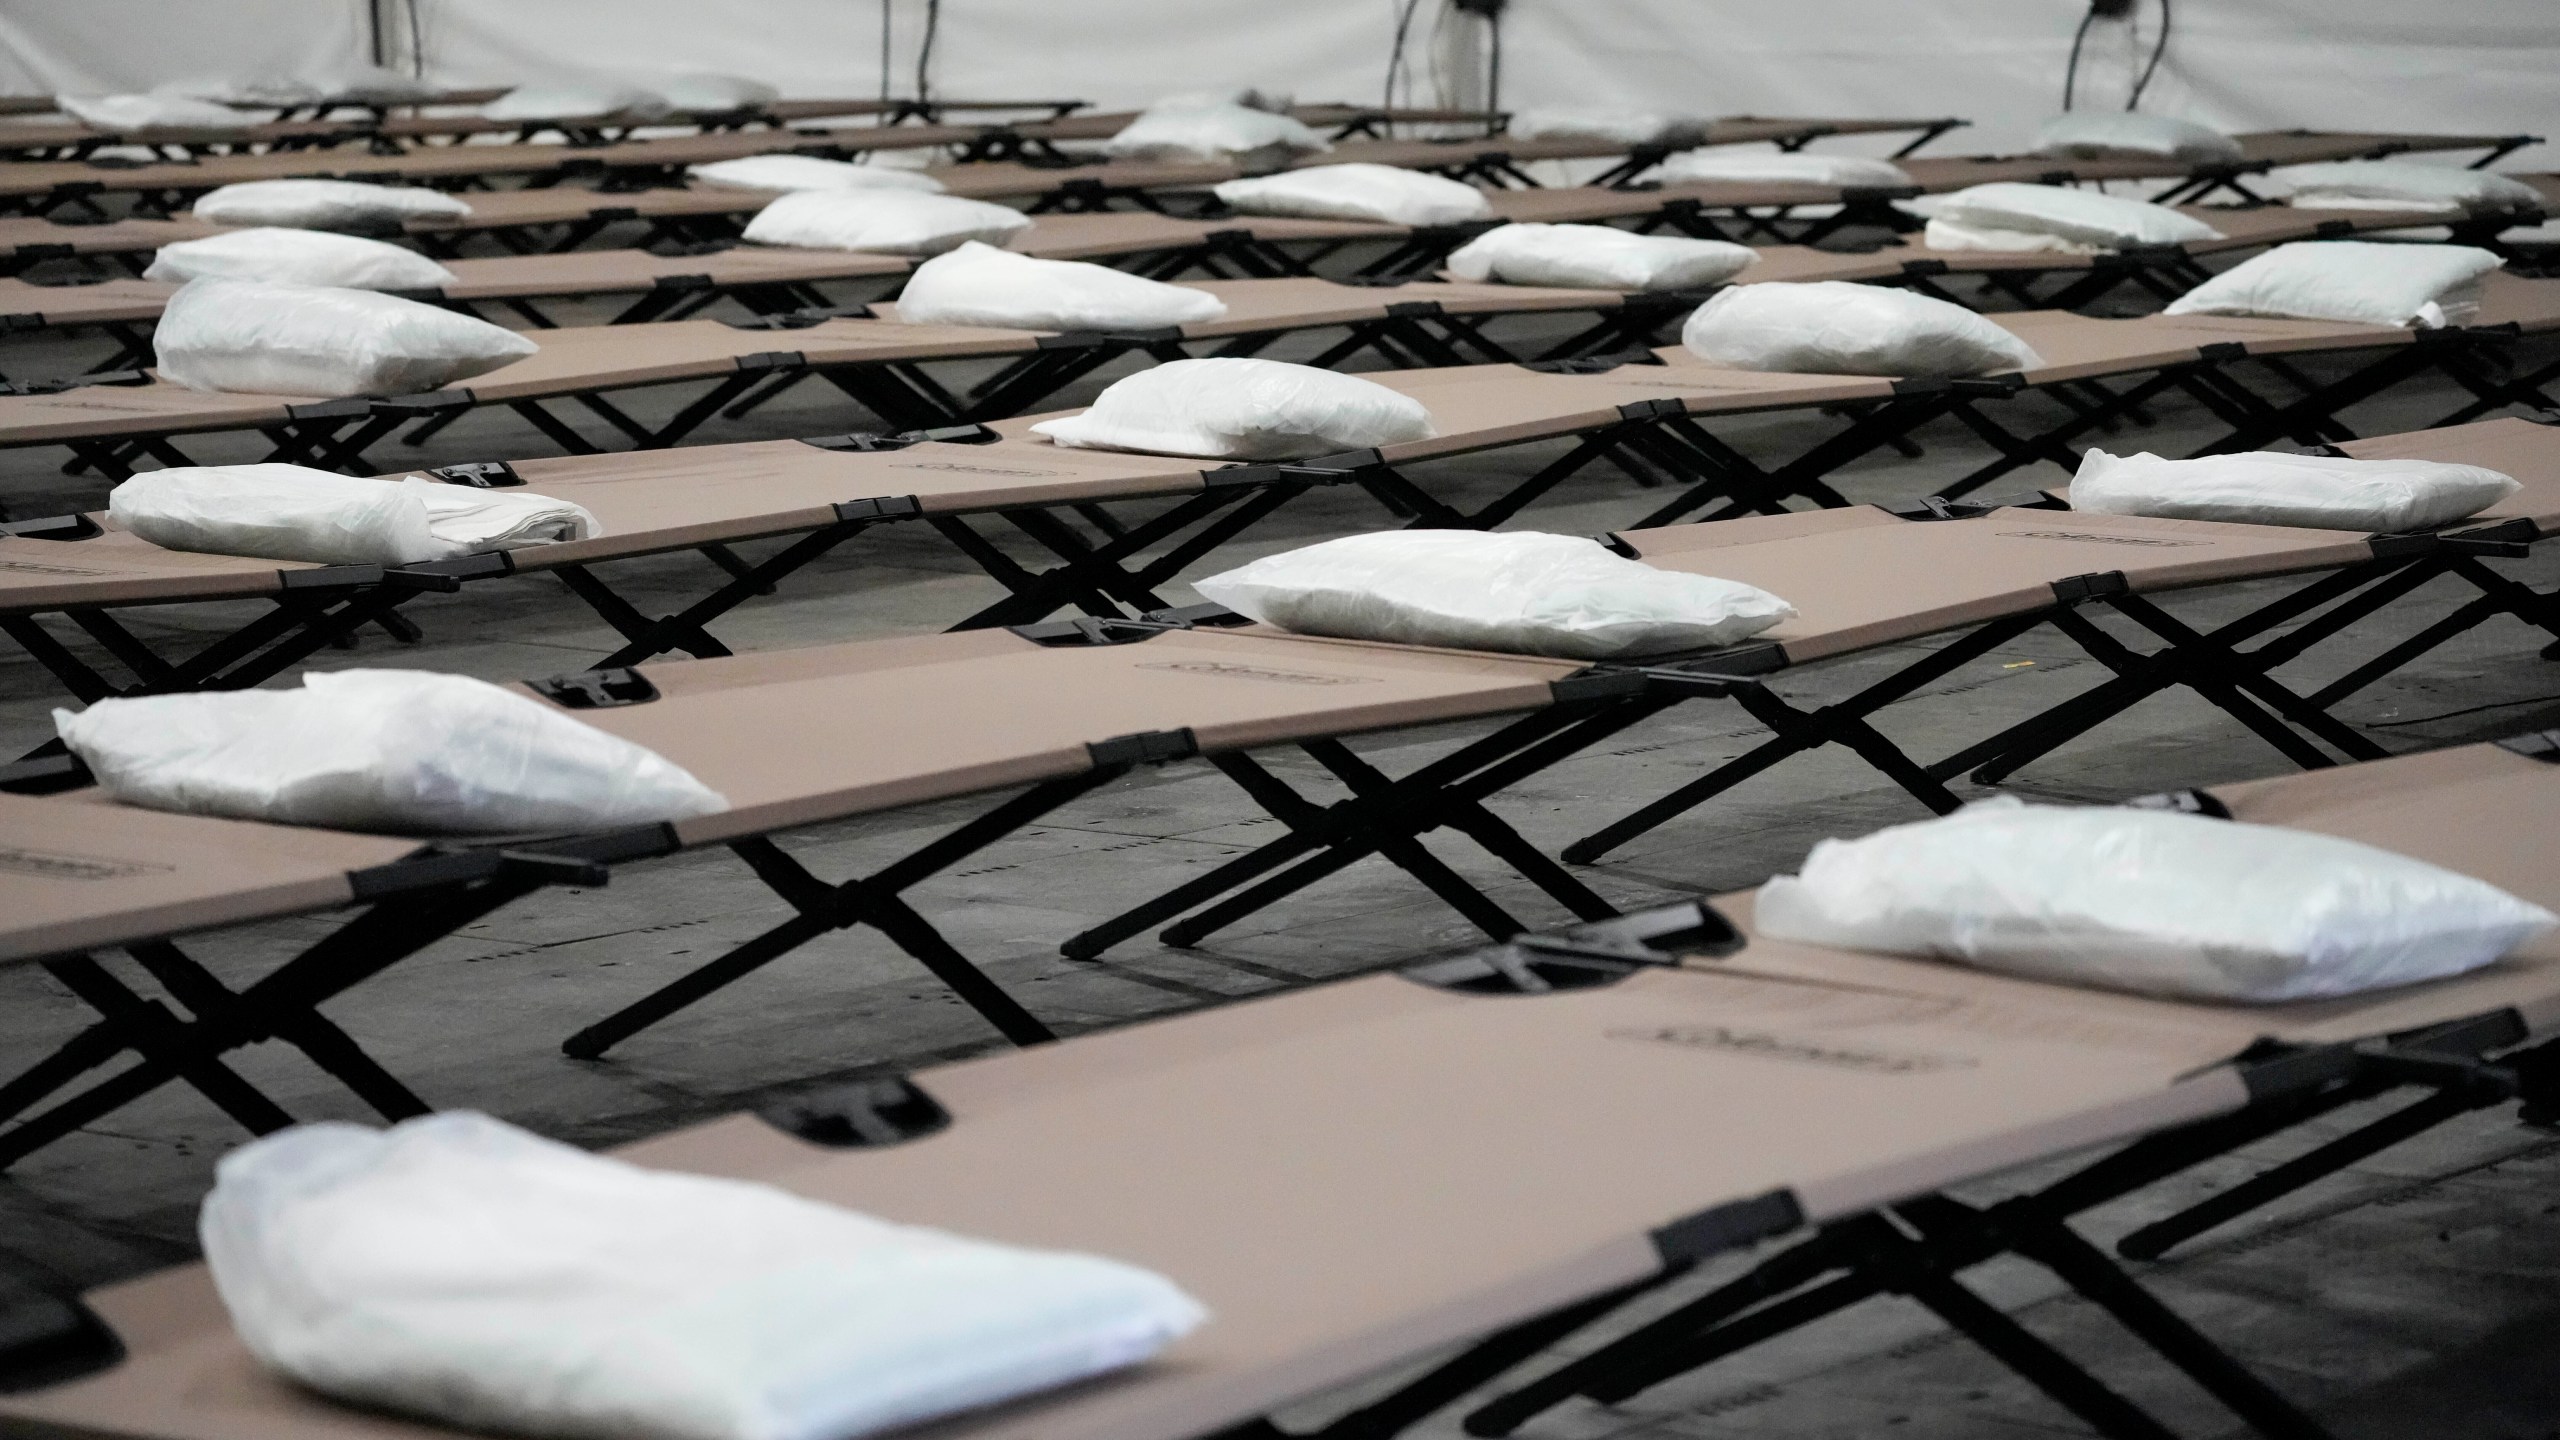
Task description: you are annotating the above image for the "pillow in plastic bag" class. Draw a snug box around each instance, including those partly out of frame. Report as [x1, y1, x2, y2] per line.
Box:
[655, 72, 781, 113]
[1445, 223, 1754, 292]
[110, 464, 602, 567]
[1103, 100, 1331, 167]
[2271, 161, 2542, 218]
[193, 179, 473, 232]
[57, 670, 728, 834]
[690, 154, 946, 194]
[1682, 281, 2044, 377]
[1030, 357, 1434, 460]
[1213, 163, 1491, 226]
[2162, 241, 2504, 328]
[200, 1113, 1205, 1440]
[59, 92, 249, 131]
[145, 228, 456, 291]
[154, 278, 537, 398]
[1196, 529, 1794, 660]
[894, 242, 1226, 332]
[1654, 151, 1912, 188]
[1924, 182, 2223, 253]
[2069, 448, 2517, 533]
[2033, 113, 2242, 164]
[482, 80, 668, 123]
[1754, 795, 2556, 1002]
[1509, 108, 1704, 147]
[741, 190, 1032, 256]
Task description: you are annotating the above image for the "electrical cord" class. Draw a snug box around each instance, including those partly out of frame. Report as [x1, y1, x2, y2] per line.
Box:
[1385, 0, 1424, 113]
[2128, 0, 2172, 108]
[2062, 4, 2099, 110]
[913, 0, 941, 108]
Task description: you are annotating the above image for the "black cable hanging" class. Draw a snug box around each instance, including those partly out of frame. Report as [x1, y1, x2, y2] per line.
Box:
[1385, 0, 1425, 114]
[878, 0, 893, 107]
[2127, 0, 2173, 108]
[913, 0, 941, 109]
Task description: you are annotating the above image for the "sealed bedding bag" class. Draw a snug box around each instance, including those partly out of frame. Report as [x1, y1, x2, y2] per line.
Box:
[2032, 112, 2242, 164]
[2069, 448, 2518, 533]
[2270, 160, 2542, 217]
[144, 228, 456, 291]
[58, 92, 249, 130]
[1682, 280, 2043, 377]
[1754, 795, 2555, 1002]
[1445, 223, 1755, 292]
[2162, 240, 2503, 328]
[654, 72, 782, 113]
[741, 190, 1032, 255]
[689, 154, 946, 194]
[1198, 529, 1794, 659]
[1508, 108, 1705, 147]
[1653, 150, 1912, 189]
[110, 464, 602, 567]
[1102, 99, 1331, 167]
[1031, 357, 1434, 460]
[193, 179, 473, 232]
[892, 241, 1226, 331]
[1212, 163, 1492, 226]
[57, 670, 728, 834]
[1923, 181, 2223, 254]
[200, 1112, 1205, 1440]
[482, 80, 668, 123]
[153, 278, 537, 397]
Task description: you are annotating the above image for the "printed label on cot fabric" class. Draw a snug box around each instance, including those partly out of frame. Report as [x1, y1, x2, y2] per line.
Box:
[1135, 660, 1378, 686]
[0, 557, 112, 576]
[1607, 1024, 1979, 1075]
[0, 845, 174, 882]
[895, 461, 1069, 478]
[1996, 529, 2211, 548]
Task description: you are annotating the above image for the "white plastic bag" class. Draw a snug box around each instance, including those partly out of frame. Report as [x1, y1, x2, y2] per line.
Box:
[1654, 150, 1913, 188]
[1682, 281, 2043, 377]
[308, 64, 441, 106]
[1031, 357, 1434, 460]
[741, 190, 1031, 256]
[482, 80, 669, 123]
[1103, 100, 1331, 167]
[201, 1113, 1205, 1440]
[1213, 163, 1491, 226]
[110, 464, 602, 566]
[2032, 113, 2242, 164]
[2272, 161, 2543, 217]
[2070, 448, 2517, 533]
[1445, 223, 1755, 292]
[145, 228, 456, 291]
[2163, 241, 2504, 328]
[1197, 529, 1794, 660]
[1509, 108, 1703, 147]
[57, 670, 727, 834]
[1755, 796, 2555, 1002]
[894, 242, 1225, 332]
[193, 179, 473, 232]
[655, 73, 782, 113]
[1926, 182, 2222, 251]
[689, 154, 946, 194]
[58, 92, 249, 131]
[154, 278, 537, 398]
[157, 75, 321, 107]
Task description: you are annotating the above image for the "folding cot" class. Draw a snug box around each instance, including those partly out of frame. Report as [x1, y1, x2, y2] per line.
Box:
[0, 114, 378, 162]
[0, 739, 2550, 1440]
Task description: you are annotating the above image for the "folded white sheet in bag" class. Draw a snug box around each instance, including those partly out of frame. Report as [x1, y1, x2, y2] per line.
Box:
[2069, 448, 2518, 533]
[1509, 108, 1704, 147]
[193, 179, 473, 232]
[1445, 223, 1755, 292]
[1197, 529, 1794, 660]
[200, 1113, 1205, 1440]
[655, 72, 782, 113]
[57, 670, 728, 834]
[2032, 112, 2242, 164]
[689, 154, 946, 194]
[110, 464, 602, 566]
[1031, 357, 1434, 460]
[2162, 240, 2504, 327]
[894, 241, 1225, 331]
[2271, 161, 2543, 217]
[1923, 182, 2223, 254]
[741, 190, 1032, 256]
[1682, 280, 2044, 377]
[1213, 162, 1491, 226]
[482, 80, 669, 123]
[1755, 795, 2555, 1002]
[59, 92, 250, 131]
[1103, 100, 1331, 167]
[145, 228, 456, 291]
[1654, 151, 1912, 189]
[154, 278, 537, 397]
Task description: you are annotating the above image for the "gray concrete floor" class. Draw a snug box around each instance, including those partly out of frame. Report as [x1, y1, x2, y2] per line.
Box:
[1, 259, 2557, 1440]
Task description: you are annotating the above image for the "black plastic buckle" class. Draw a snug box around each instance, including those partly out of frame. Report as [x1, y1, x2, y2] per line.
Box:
[1527, 349, 1661, 375]
[1548, 668, 1654, 704]
[2196, 341, 2249, 362]
[800, 423, 999, 452]
[759, 1076, 951, 1148]
[1339, 274, 1413, 289]
[1890, 495, 1998, 521]
[1617, 396, 1685, 420]
[736, 350, 807, 373]
[728, 305, 865, 331]
[2364, 531, 2441, 561]
[1384, 299, 1445, 319]
[1401, 901, 1743, 996]
[1087, 728, 1199, 767]
[650, 272, 714, 293]
[1037, 326, 1181, 349]
[428, 460, 523, 489]
[0, 512, 101, 542]
[2125, 787, 2232, 819]
[832, 494, 924, 523]
[1008, 615, 1178, 647]
[278, 563, 388, 592]
[2051, 569, 2130, 603]
[528, 667, 659, 709]
[0, 753, 92, 795]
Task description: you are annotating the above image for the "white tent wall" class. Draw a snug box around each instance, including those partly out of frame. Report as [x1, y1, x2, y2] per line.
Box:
[0, 0, 372, 97]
